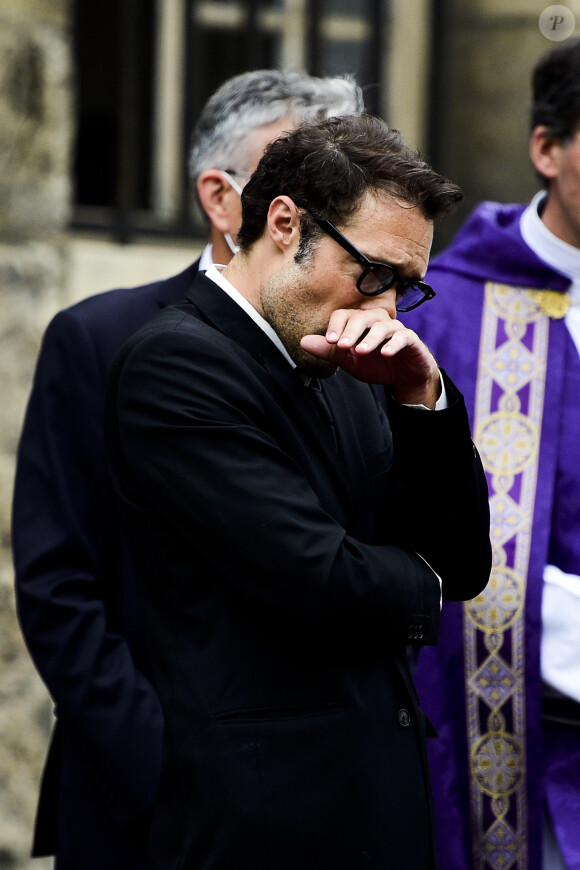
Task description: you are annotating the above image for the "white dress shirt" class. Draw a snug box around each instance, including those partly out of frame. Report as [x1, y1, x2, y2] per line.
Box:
[198, 243, 214, 272]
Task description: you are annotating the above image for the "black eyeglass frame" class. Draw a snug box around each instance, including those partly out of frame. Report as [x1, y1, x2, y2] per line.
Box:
[298, 203, 436, 312]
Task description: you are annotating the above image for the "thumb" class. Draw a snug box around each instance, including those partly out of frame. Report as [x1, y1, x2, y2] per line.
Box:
[300, 335, 336, 360]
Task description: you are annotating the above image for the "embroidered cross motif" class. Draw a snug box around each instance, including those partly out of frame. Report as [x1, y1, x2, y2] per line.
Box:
[464, 282, 550, 870]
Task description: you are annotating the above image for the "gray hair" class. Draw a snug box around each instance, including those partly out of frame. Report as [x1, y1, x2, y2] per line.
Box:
[188, 69, 365, 188]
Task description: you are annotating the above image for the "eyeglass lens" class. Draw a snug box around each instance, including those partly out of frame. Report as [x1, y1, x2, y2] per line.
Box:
[359, 266, 395, 295]
[359, 268, 428, 311]
[395, 284, 431, 312]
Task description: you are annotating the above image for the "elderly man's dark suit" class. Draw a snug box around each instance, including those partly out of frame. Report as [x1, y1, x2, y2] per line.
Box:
[105, 271, 491, 870]
[12, 261, 200, 869]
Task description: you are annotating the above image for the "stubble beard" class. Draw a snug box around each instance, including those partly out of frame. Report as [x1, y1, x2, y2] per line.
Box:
[259, 265, 339, 379]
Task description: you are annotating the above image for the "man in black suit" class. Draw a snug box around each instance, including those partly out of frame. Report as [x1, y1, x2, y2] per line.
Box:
[105, 114, 492, 870]
[12, 70, 364, 869]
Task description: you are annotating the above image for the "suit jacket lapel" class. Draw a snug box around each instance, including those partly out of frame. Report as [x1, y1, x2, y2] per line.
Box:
[185, 274, 358, 512]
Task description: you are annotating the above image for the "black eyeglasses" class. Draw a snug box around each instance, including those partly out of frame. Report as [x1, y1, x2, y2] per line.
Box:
[298, 204, 436, 312]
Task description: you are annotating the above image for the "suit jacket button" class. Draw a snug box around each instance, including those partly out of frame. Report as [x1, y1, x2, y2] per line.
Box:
[397, 708, 411, 727]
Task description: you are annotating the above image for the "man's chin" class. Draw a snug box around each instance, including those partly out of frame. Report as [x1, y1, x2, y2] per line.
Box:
[295, 352, 338, 379]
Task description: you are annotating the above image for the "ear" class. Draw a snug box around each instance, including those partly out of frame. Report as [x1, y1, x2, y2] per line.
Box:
[266, 196, 301, 253]
[529, 125, 561, 181]
[197, 170, 239, 234]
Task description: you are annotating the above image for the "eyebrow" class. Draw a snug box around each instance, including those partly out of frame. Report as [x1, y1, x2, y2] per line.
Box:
[356, 248, 424, 281]
[302, 201, 425, 281]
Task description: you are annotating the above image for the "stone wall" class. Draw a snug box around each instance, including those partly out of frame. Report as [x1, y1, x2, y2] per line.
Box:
[429, 0, 570, 250]
[0, 1, 72, 867]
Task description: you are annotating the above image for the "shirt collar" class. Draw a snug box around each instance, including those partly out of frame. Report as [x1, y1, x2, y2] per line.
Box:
[520, 191, 580, 302]
[198, 243, 214, 272]
[204, 264, 297, 370]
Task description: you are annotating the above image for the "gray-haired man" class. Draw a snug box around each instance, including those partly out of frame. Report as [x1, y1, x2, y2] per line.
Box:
[12, 69, 363, 870]
[191, 70, 363, 265]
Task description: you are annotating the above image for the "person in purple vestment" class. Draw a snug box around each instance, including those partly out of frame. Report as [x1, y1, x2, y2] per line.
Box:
[404, 38, 580, 870]
[11, 70, 364, 870]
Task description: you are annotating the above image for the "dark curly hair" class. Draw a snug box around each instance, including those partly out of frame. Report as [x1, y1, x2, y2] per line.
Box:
[531, 37, 580, 141]
[237, 114, 462, 253]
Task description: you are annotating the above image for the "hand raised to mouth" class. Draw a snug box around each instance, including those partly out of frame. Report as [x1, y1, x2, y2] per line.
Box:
[300, 305, 441, 408]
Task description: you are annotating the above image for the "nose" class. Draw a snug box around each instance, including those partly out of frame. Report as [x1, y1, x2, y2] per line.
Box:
[361, 287, 397, 319]
[386, 287, 398, 318]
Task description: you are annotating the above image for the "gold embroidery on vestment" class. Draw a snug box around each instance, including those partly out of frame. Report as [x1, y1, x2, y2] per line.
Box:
[531, 289, 569, 320]
[464, 282, 550, 869]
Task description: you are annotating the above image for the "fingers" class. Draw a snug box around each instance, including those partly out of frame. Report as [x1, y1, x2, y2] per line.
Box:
[301, 309, 438, 394]
[325, 308, 397, 353]
[379, 327, 420, 357]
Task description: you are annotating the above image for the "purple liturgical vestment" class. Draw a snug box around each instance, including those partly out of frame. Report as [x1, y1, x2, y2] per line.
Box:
[404, 201, 580, 870]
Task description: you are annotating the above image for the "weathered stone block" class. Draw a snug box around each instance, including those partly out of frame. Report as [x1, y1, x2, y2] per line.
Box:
[0, 17, 73, 240]
[0, 5, 72, 869]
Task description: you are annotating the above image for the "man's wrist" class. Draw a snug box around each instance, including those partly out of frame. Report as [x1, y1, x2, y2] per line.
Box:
[400, 371, 447, 411]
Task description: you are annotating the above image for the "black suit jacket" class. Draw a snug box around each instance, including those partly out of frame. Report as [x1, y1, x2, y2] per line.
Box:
[105, 272, 491, 870]
[12, 261, 200, 869]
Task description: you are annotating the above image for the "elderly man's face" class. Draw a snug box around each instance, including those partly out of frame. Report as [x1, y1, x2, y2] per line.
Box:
[259, 191, 433, 377]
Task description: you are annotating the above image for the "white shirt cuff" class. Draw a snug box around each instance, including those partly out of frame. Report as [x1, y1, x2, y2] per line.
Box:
[402, 371, 448, 411]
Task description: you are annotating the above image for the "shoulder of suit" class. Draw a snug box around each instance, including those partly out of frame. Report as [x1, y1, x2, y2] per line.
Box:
[53, 261, 199, 328]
